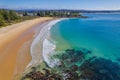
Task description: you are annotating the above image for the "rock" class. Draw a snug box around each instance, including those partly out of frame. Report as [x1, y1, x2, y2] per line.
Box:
[79, 57, 120, 80]
[71, 65, 78, 71]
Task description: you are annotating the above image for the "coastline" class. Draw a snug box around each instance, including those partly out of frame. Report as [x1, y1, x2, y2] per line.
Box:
[42, 19, 65, 68]
[22, 14, 120, 80]
[0, 17, 54, 80]
[29, 19, 66, 68]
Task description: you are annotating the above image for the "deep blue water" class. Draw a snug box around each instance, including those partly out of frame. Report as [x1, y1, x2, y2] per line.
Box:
[50, 13, 120, 62]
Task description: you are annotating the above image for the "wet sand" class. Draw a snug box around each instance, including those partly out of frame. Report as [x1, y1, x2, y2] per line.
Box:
[0, 17, 54, 80]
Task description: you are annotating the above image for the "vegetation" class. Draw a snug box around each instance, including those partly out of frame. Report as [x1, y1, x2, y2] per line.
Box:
[0, 14, 6, 26]
[19, 10, 86, 18]
[0, 9, 87, 27]
[0, 9, 21, 27]
[0, 9, 39, 27]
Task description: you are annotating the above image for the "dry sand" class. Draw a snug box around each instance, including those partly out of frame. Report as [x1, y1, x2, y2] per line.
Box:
[0, 17, 54, 80]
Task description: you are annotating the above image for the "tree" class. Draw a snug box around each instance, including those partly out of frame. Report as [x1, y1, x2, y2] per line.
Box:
[1, 9, 10, 22]
[9, 10, 19, 20]
[37, 12, 40, 16]
[0, 14, 5, 26]
[23, 12, 28, 16]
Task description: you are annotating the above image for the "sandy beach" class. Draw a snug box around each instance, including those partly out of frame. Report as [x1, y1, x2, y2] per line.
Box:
[0, 17, 54, 80]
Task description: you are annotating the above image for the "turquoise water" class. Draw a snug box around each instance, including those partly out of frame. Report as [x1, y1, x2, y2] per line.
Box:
[50, 13, 120, 62]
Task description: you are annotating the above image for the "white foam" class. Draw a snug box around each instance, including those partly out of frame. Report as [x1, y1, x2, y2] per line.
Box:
[43, 39, 61, 68]
[26, 19, 66, 68]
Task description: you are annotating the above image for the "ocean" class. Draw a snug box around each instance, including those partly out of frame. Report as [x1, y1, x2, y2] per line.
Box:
[50, 13, 120, 62]
[42, 13, 120, 79]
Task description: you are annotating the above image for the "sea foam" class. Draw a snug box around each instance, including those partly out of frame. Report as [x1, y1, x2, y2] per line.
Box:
[42, 19, 66, 68]
[43, 39, 61, 68]
[27, 19, 66, 68]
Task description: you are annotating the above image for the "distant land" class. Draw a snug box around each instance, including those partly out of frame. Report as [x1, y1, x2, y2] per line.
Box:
[1, 8, 120, 27]
[14, 9, 120, 13]
[1, 8, 120, 13]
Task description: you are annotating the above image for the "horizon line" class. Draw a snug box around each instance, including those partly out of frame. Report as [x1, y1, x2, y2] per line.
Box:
[0, 8, 120, 11]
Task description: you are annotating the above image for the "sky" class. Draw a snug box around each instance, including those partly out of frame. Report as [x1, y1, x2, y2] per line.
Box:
[0, 0, 120, 10]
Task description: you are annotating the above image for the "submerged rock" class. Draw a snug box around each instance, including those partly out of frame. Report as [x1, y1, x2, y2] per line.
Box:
[23, 48, 120, 80]
[71, 65, 78, 71]
[56, 48, 92, 67]
[79, 57, 120, 80]
[22, 68, 62, 80]
[117, 58, 120, 62]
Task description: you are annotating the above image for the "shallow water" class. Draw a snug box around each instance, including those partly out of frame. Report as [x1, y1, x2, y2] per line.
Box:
[50, 13, 120, 62]
[24, 14, 120, 80]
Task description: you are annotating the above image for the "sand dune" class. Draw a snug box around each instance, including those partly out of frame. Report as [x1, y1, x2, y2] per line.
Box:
[0, 17, 54, 80]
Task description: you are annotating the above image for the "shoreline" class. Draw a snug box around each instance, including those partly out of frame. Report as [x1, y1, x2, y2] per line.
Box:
[29, 19, 66, 68]
[42, 19, 66, 68]
[0, 17, 54, 80]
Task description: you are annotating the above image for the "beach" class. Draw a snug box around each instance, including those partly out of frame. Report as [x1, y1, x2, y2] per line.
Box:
[10, 14, 120, 80]
[42, 19, 65, 68]
[0, 17, 54, 80]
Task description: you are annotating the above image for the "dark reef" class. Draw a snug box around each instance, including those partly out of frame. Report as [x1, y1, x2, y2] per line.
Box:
[22, 49, 120, 80]
[80, 57, 120, 80]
